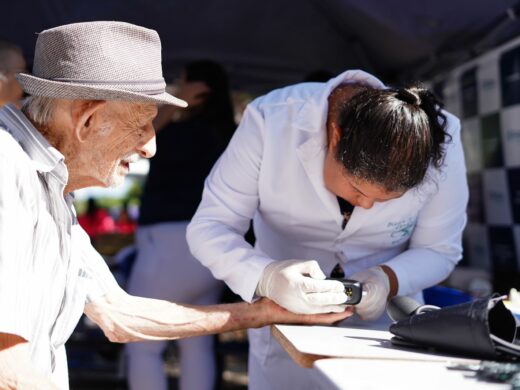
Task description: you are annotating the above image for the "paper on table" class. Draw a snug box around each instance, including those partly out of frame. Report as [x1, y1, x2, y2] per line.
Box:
[273, 325, 479, 363]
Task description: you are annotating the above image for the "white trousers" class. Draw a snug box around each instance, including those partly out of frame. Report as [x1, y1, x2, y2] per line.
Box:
[125, 222, 224, 390]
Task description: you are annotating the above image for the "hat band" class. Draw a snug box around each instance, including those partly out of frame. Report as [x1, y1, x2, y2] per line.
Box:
[50, 77, 165, 94]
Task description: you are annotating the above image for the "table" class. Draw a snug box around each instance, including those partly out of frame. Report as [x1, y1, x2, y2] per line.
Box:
[271, 324, 509, 389]
[312, 359, 509, 390]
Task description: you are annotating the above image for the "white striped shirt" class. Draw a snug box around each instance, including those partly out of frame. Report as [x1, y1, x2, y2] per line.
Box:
[0, 104, 120, 388]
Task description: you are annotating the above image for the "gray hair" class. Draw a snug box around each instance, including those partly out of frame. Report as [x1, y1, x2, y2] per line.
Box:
[21, 96, 56, 125]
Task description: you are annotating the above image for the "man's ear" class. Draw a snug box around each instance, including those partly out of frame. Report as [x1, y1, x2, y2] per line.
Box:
[71, 100, 107, 142]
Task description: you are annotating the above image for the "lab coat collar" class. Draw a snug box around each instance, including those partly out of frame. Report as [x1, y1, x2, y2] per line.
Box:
[296, 132, 345, 228]
[292, 69, 386, 133]
[296, 132, 386, 234]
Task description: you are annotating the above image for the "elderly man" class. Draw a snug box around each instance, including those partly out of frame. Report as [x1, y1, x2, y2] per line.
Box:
[0, 40, 25, 107]
[0, 21, 351, 389]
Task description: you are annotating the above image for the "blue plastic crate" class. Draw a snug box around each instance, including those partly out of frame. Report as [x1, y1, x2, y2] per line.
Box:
[423, 285, 473, 307]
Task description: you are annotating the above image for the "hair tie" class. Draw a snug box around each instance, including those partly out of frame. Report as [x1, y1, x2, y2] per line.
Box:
[396, 88, 421, 106]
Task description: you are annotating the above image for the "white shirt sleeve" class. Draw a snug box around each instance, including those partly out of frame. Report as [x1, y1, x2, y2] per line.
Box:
[187, 102, 275, 302]
[0, 153, 40, 341]
[73, 224, 123, 303]
[385, 114, 469, 296]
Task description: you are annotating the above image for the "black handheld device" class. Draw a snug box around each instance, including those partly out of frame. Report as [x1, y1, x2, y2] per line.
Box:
[326, 278, 363, 305]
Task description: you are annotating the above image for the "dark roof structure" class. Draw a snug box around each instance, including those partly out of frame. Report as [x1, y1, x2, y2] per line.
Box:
[2, 0, 520, 93]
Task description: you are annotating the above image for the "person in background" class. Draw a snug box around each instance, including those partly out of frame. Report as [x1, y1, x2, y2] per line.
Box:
[0, 22, 352, 389]
[77, 197, 116, 239]
[187, 69, 469, 389]
[0, 39, 26, 107]
[125, 60, 236, 390]
[115, 201, 137, 235]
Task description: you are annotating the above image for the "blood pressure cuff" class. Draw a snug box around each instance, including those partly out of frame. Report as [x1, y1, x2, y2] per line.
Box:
[389, 295, 520, 360]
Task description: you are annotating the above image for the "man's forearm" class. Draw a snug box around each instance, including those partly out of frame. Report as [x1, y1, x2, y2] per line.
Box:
[0, 333, 58, 389]
[85, 292, 270, 343]
[85, 291, 352, 343]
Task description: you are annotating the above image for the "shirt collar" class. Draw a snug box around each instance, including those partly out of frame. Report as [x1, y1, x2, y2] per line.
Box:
[0, 104, 68, 184]
[292, 69, 387, 133]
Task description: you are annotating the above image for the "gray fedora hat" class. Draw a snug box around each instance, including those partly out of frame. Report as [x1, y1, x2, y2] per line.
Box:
[17, 21, 187, 107]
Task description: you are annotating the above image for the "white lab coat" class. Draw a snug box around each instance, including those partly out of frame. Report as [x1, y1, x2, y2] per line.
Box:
[187, 69, 469, 389]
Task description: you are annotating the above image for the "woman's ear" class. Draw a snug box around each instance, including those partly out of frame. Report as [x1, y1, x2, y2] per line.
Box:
[326, 83, 365, 150]
[328, 119, 342, 151]
[71, 100, 107, 142]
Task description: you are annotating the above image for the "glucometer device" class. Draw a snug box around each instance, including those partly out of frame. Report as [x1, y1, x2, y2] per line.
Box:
[327, 278, 363, 305]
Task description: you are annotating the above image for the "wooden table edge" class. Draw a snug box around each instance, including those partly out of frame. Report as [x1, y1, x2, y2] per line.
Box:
[271, 325, 328, 368]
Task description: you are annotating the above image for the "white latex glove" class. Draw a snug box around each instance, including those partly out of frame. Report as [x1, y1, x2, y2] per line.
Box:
[351, 266, 390, 320]
[256, 259, 348, 314]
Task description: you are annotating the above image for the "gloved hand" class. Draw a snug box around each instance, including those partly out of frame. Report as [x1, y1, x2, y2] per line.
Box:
[351, 266, 390, 320]
[256, 259, 348, 314]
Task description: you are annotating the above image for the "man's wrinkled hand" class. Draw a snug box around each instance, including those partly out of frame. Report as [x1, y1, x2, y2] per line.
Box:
[256, 298, 353, 326]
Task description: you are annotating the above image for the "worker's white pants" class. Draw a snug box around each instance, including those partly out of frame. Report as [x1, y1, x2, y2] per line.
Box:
[126, 222, 224, 390]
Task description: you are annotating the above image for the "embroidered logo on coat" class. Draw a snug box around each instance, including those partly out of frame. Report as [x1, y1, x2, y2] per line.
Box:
[388, 217, 417, 245]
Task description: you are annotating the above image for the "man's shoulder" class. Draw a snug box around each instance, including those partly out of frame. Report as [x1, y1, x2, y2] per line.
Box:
[0, 127, 33, 173]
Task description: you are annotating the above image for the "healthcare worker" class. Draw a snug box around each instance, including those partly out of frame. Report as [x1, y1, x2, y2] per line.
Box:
[187, 69, 469, 389]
